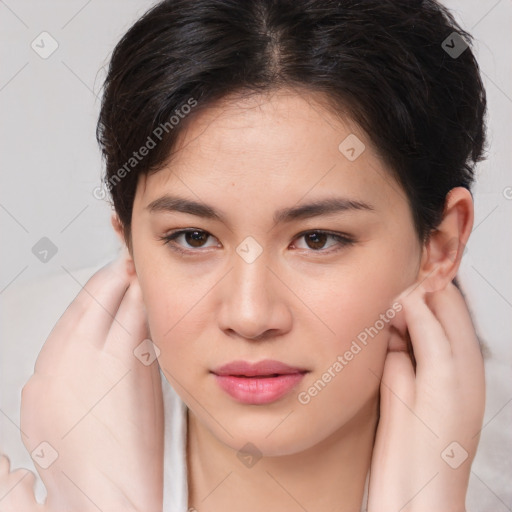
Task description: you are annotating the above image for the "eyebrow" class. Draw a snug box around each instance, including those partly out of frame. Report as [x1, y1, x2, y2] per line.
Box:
[146, 194, 375, 225]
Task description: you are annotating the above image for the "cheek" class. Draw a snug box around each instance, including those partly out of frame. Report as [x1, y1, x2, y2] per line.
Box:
[295, 276, 398, 431]
[136, 267, 213, 369]
[299, 252, 410, 348]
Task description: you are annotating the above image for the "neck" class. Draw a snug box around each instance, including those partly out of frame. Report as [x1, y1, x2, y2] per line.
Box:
[186, 396, 379, 512]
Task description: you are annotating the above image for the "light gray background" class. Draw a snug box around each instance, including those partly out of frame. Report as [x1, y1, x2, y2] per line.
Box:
[1, 0, 511, 509]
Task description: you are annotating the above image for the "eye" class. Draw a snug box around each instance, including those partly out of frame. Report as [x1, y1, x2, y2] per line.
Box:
[158, 229, 219, 254]
[291, 230, 355, 253]
[158, 228, 355, 256]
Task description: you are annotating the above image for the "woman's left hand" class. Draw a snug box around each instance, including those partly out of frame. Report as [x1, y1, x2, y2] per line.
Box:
[367, 281, 485, 512]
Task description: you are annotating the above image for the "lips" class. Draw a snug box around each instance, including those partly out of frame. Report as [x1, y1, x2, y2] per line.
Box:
[212, 359, 308, 377]
[211, 359, 309, 405]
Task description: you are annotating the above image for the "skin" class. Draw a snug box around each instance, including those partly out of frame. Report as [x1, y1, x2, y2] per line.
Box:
[128, 88, 482, 510]
[4, 88, 484, 512]
[130, 89, 418, 510]
[15, 256, 164, 512]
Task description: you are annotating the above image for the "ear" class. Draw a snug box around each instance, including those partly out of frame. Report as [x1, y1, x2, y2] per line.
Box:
[111, 213, 125, 245]
[417, 187, 473, 292]
[111, 213, 135, 276]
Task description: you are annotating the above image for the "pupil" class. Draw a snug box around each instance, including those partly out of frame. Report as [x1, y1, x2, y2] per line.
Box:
[186, 230, 206, 247]
[307, 232, 326, 250]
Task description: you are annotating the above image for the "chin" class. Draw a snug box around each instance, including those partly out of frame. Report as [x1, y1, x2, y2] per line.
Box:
[197, 407, 335, 458]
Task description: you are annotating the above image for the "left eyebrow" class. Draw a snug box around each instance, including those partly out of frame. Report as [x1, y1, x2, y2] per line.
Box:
[145, 194, 375, 225]
[273, 197, 375, 224]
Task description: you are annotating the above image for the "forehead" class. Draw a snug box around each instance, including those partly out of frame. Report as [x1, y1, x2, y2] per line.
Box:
[134, 88, 406, 216]
[170, 89, 363, 163]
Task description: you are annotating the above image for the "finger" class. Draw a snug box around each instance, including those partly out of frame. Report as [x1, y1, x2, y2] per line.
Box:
[388, 283, 417, 338]
[425, 284, 485, 417]
[0, 454, 11, 475]
[380, 331, 416, 414]
[425, 282, 483, 363]
[387, 323, 408, 353]
[67, 251, 133, 343]
[104, 275, 150, 357]
[396, 284, 452, 369]
[35, 252, 132, 372]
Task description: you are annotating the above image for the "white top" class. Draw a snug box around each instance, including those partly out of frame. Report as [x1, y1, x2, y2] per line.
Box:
[161, 371, 369, 512]
[162, 370, 189, 512]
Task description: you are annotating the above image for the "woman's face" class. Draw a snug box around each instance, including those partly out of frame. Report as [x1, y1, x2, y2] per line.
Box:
[130, 89, 422, 455]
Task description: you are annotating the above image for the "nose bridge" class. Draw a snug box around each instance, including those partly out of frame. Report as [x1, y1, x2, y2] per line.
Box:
[232, 234, 272, 295]
[231, 246, 273, 309]
[218, 244, 289, 339]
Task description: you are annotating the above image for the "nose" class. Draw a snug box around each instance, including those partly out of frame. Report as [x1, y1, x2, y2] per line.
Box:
[217, 252, 292, 341]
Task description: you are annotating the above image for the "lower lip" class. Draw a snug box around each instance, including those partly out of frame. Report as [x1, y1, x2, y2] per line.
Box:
[213, 373, 306, 405]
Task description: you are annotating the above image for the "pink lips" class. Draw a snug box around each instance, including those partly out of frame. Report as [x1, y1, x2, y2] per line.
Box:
[211, 359, 308, 405]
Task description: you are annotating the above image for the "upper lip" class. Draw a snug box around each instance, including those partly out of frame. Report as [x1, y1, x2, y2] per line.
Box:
[212, 359, 308, 377]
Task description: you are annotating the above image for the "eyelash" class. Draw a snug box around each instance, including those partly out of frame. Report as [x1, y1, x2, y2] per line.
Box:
[157, 228, 355, 256]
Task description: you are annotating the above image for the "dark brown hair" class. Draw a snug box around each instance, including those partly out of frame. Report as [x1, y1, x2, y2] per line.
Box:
[96, 0, 487, 251]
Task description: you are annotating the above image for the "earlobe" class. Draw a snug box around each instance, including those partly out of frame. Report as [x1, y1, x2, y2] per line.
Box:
[416, 187, 473, 292]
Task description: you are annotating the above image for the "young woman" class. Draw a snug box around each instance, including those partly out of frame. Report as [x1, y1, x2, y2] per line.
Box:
[0, 0, 487, 511]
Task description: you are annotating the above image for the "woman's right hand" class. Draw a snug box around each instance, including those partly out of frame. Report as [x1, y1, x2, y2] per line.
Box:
[19, 251, 164, 512]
